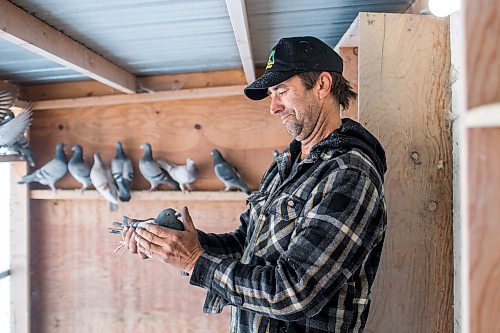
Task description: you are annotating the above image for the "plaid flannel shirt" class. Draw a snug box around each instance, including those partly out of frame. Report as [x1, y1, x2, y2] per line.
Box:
[190, 119, 387, 333]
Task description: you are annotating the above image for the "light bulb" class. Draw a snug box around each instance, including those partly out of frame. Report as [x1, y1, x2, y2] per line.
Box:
[428, 0, 461, 17]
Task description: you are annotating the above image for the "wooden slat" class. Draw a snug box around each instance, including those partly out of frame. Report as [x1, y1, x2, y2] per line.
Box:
[30, 190, 248, 202]
[32, 85, 247, 110]
[10, 162, 30, 333]
[465, 1, 500, 332]
[464, 0, 499, 109]
[23, 69, 247, 101]
[225, 0, 256, 83]
[358, 13, 453, 332]
[0, 0, 136, 94]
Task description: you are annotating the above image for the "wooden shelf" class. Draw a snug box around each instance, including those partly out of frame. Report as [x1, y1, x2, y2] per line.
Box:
[464, 102, 500, 128]
[29, 189, 248, 202]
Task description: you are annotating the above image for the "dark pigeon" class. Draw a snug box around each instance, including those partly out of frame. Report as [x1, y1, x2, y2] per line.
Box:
[211, 149, 251, 195]
[139, 143, 179, 191]
[111, 141, 134, 202]
[68, 145, 92, 192]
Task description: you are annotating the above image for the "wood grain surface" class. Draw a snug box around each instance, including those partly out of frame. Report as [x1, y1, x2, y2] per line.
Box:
[359, 13, 453, 332]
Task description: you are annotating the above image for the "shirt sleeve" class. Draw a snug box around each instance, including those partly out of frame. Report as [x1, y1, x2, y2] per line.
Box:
[196, 208, 249, 259]
[189, 168, 386, 321]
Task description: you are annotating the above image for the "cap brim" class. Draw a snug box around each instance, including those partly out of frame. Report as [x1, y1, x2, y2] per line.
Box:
[244, 71, 300, 100]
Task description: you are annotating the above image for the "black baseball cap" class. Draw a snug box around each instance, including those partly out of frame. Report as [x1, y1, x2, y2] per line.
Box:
[244, 36, 344, 100]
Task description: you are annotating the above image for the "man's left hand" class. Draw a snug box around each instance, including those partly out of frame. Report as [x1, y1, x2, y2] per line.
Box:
[134, 206, 204, 274]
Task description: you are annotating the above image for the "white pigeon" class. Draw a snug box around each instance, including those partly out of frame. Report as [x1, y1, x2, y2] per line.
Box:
[90, 153, 118, 211]
[156, 157, 199, 192]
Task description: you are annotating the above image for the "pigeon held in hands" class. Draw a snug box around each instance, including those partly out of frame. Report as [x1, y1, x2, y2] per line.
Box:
[68, 145, 92, 192]
[156, 157, 199, 192]
[139, 143, 180, 191]
[111, 141, 134, 202]
[0, 89, 35, 167]
[211, 149, 251, 195]
[18, 143, 67, 192]
[90, 153, 119, 212]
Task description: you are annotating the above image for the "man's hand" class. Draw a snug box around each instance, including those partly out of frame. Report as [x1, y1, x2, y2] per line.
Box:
[134, 206, 204, 274]
[122, 226, 148, 259]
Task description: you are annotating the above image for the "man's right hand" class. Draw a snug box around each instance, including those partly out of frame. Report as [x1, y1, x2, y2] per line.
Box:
[122, 227, 149, 259]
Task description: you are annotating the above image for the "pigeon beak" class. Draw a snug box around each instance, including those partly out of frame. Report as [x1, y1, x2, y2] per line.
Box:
[175, 211, 182, 218]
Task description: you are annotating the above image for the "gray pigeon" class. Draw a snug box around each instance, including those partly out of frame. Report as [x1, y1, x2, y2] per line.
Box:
[273, 150, 280, 160]
[68, 145, 92, 192]
[18, 143, 67, 192]
[90, 153, 118, 211]
[0, 89, 35, 167]
[156, 157, 199, 192]
[139, 143, 180, 191]
[111, 141, 134, 202]
[109, 208, 184, 235]
[211, 149, 251, 195]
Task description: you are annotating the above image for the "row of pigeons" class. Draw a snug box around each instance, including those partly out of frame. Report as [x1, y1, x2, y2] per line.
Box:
[0, 89, 35, 166]
[18, 142, 252, 211]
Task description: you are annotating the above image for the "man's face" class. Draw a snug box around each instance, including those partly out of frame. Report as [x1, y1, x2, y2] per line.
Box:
[268, 75, 321, 141]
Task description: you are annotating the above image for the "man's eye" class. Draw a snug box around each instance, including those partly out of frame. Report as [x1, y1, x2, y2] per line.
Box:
[277, 89, 287, 95]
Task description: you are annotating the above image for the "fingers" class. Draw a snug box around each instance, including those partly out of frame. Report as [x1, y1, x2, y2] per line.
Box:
[135, 231, 164, 254]
[181, 206, 196, 231]
[143, 223, 173, 238]
[123, 227, 138, 254]
[136, 227, 167, 245]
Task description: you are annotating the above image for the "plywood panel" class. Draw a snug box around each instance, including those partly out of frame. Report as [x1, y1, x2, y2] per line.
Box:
[468, 128, 500, 333]
[464, 0, 500, 109]
[30, 199, 247, 333]
[358, 13, 453, 332]
[27, 95, 289, 192]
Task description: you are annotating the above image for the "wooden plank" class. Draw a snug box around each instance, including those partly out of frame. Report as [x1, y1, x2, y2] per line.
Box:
[464, 0, 499, 109]
[339, 47, 358, 121]
[464, 103, 500, 128]
[29, 199, 245, 332]
[0, 0, 136, 94]
[27, 95, 289, 193]
[24, 70, 247, 101]
[32, 85, 247, 110]
[358, 13, 453, 332]
[30, 190, 248, 202]
[225, 0, 256, 83]
[10, 162, 30, 333]
[468, 128, 500, 333]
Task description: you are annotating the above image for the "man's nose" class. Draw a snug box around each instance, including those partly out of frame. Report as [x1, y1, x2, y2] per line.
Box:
[269, 95, 284, 115]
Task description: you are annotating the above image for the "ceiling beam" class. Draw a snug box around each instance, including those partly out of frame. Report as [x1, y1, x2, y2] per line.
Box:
[0, 0, 137, 94]
[225, 0, 256, 84]
[32, 85, 247, 110]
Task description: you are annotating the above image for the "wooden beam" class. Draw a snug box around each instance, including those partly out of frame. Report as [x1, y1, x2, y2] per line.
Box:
[10, 162, 30, 333]
[334, 15, 359, 52]
[0, 0, 136, 94]
[225, 0, 256, 83]
[32, 85, 246, 110]
[464, 103, 500, 128]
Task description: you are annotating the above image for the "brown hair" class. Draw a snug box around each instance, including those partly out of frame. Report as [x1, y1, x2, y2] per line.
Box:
[297, 71, 357, 110]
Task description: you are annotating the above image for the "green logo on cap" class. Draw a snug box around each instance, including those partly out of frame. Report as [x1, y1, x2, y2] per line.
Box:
[266, 50, 275, 69]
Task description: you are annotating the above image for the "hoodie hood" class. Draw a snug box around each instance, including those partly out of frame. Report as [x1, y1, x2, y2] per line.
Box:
[286, 118, 387, 181]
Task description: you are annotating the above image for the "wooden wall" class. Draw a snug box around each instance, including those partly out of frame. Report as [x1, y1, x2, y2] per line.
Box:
[358, 13, 453, 332]
[465, 0, 500, 331]
[26, 93, 290, 332]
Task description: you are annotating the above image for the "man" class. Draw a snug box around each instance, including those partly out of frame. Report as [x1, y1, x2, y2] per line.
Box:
[127, 36, 387, 332]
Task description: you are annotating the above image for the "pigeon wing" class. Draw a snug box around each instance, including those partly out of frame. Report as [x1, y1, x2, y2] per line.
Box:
[0, 108, 33, 146]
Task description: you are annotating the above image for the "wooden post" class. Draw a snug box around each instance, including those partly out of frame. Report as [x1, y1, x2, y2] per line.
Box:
[358, 13, 453, 332]
[10, 162, 30, 333]
[464, 0, 500, 332]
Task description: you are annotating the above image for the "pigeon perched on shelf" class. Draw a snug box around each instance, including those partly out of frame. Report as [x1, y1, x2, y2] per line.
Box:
[139, 143, 180, 191]
[17, 143, 67, 192]
[68, 145, 92, 192]
[0, 89, 35, 167]
[211, 149, 251, 195]
[111, 141, 134, 202]
[90, 153, 118, 211]
[156, 157, 199, 192]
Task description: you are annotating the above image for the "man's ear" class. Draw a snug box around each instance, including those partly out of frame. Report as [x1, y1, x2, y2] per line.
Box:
[318, 72, 333, 100]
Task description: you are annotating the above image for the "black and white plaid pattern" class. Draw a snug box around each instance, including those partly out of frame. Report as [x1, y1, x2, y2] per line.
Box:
[190, 119, 387, 333]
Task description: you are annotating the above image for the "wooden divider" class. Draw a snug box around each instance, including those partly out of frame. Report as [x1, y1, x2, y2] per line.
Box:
[358, 13, 453, 332]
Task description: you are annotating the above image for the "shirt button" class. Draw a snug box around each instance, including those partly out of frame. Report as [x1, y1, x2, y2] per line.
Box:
[287, 200, 294, 207]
